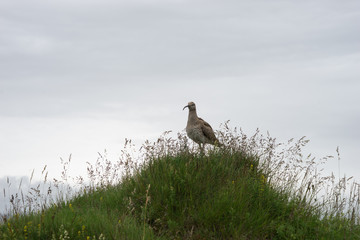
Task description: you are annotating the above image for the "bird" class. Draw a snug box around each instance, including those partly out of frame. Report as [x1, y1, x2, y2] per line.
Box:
[183, 101, 221, 151]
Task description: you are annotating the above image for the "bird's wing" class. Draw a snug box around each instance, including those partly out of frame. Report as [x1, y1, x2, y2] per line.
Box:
[198, 117, 218, 143]
[198, 117, 213, 129]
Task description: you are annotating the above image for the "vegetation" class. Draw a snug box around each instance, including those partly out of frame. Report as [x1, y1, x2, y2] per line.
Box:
[1, 122, 360, 239]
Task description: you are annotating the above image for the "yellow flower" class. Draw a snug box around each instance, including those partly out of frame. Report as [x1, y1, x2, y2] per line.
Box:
[24, 225, 28, 240]
[69, 203, 74, 212]
[250, 164, 253, 170]
[260, 175, 266, 183]
[259, 175, 266, 194]
[7, 222, 13, 235]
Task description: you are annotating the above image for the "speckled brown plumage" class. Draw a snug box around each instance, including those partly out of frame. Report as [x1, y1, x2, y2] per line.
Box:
[183, 101, 221, 149]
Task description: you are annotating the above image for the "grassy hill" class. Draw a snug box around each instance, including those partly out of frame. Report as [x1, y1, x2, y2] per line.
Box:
[1, 125, 360, 239]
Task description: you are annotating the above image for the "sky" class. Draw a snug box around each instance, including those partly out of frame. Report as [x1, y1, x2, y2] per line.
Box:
[1, 0, 360, 186]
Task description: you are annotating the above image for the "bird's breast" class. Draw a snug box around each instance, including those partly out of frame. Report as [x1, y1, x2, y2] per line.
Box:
[186, 125, 206, 144]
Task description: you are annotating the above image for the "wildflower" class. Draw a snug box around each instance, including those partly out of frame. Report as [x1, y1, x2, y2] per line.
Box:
[250, 164, 253, 170]
[69, 203, 73, 212]
[7, 222, 12, 233]
[59, 225, 70, 240]
[260, 174, 266, 184]
[63, 229, 70, 240]
[259, 175, 266, 193]
[24, 225, 28, 239]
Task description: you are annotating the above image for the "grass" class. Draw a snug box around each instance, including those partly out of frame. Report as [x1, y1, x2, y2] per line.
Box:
[1, 122, 360, 239]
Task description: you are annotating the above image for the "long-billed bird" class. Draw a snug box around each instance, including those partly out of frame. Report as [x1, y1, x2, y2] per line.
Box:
[183, 101, 221, 151]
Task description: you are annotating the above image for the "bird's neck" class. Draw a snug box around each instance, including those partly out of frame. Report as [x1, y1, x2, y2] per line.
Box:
[187, 109, 198, 123]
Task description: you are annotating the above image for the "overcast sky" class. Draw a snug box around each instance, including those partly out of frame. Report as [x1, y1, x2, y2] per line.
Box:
[1, 0, 360, 183]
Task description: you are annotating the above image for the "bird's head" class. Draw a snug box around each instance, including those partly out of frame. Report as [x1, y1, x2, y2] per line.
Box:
[183, 101, 196, 111]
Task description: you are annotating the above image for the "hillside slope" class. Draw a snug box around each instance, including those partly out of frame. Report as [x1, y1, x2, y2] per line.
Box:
[1, 129, 360, 239]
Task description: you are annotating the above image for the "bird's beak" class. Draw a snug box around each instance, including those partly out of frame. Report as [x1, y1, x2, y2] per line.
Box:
[183, 105, 189, 110]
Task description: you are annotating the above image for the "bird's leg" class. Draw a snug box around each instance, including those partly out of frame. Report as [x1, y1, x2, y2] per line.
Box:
[199, 143, 205, 155]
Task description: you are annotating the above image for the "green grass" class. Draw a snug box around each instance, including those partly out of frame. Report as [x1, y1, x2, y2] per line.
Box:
[1, 126, 360, 239]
